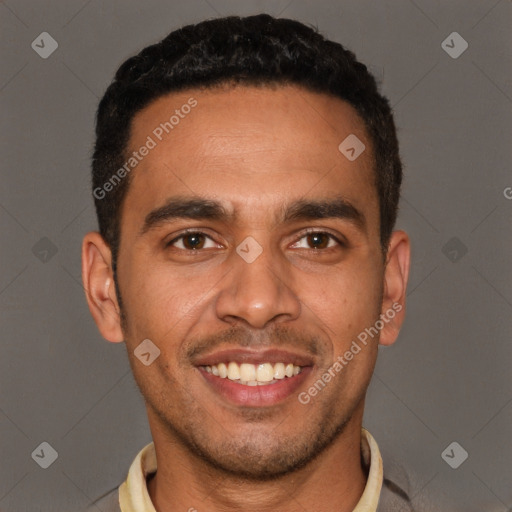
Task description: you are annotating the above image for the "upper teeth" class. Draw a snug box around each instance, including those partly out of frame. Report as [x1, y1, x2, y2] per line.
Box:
[204, 362, 302, 385]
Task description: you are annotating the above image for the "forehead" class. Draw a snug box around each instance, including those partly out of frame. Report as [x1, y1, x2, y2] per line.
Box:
[123, 84, 377, 228]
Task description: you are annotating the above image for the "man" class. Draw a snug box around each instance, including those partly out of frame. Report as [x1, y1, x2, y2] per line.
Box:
[82, 13, 421, 512]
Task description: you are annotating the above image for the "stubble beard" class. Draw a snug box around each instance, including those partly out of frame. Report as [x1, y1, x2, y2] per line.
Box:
[144, 378, 365, 482]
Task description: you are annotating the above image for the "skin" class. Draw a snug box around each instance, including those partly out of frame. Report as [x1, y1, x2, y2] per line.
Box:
[82, 84, 410, 512]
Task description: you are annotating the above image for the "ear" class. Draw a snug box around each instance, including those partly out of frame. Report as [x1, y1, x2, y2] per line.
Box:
[81, 232, 124, 343]
[379, 230, 411, 346]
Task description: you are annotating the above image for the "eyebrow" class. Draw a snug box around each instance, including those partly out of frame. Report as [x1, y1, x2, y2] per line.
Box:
[140, 194, 366, 235]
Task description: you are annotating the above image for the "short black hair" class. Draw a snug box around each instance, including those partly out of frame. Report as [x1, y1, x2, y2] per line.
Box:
[92, 14, 402, 274]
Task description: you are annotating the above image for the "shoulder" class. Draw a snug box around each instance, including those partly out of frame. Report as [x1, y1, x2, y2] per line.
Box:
[379, 455, 437, 512]
[83, 486, 120, 512]
[378, 457, 414, 512]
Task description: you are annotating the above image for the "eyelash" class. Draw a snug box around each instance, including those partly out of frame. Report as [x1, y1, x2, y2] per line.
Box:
[165, 228, 346, 252]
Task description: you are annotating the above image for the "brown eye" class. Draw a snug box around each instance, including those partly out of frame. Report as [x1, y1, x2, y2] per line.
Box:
[291, 231, 340, 250]
[167, 232, 217, 251]
[306, 232, 331, 249]
[183, 233, 205, 249]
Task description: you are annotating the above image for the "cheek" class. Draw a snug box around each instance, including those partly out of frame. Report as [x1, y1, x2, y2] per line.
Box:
[119, 254, 226, 339]
[117, 262, 172, 325]
[300, 260, 382, 330]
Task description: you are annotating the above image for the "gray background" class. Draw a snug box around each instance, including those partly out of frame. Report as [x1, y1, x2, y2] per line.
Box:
[1, 1, 511, 511]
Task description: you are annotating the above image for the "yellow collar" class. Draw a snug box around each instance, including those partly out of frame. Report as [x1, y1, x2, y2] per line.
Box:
[119, 428, 383, 512]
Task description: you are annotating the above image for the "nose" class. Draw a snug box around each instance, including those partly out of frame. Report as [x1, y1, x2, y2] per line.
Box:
[215, 239, 301, 329]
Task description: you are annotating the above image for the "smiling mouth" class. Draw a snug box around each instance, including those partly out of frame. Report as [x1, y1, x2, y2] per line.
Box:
[200, 362, 303, 386]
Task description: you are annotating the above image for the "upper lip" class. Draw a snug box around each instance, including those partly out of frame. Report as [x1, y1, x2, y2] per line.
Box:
[192, 348, 315, 367]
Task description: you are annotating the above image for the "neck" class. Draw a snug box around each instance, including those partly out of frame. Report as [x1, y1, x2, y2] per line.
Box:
[146, 408, 368, 512]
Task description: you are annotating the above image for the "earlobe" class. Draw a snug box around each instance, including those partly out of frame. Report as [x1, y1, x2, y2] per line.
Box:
[379, 230, 411, 346]
[81, 232, 124, 343]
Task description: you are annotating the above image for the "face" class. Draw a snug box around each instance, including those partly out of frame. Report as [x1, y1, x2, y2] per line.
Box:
[84, 84, 409, 480]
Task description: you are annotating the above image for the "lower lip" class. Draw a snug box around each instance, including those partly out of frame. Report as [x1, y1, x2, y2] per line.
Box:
[198, 367, 312, 407]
